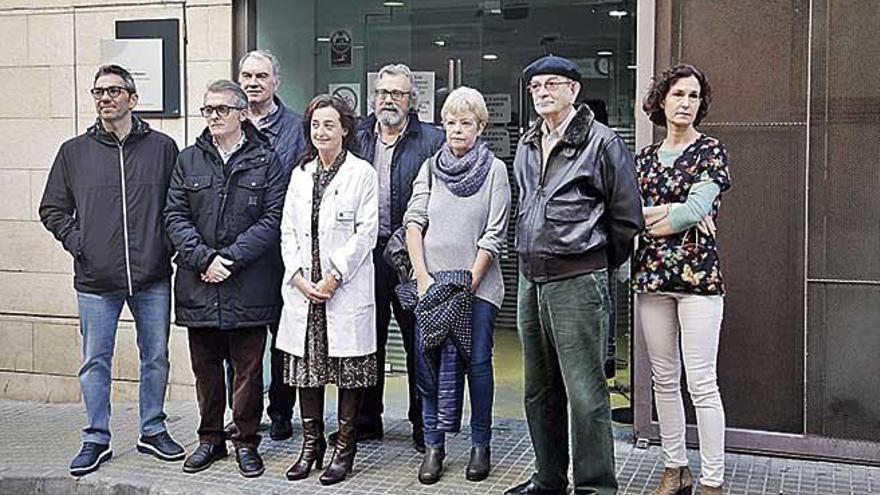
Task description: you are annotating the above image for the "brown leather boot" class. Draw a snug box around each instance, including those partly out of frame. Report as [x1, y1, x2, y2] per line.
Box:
[699, 484, 723, 495]
[319, 388, 363, 486]
[650, 466, 694, 495]
[286, 388, 326, 481]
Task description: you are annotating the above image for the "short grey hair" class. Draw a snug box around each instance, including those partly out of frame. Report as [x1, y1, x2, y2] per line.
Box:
[376, 63, 419, 108]
[206, 79, 248, 108]
[93, 64, 137, 93]
[238, 49, 281, 78]
[441, 86, 488, 125]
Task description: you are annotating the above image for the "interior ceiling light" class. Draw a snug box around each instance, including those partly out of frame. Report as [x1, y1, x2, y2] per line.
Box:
[316, 37, 330, 42]
[383, 1, 405, 7]
[434, 40, 446, 47]
[609, 10, 628, 18]
[597, 50, 613, 56]
[482, 53, 499, 61]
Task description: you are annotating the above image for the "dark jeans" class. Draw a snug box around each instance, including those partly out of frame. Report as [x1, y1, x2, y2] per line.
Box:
[266, 323, 296, 423]
[422, 298, 498, 448]
[359, 244, 421, 431]
[518, 270, 618, 495]
[188, 326, 267, 449]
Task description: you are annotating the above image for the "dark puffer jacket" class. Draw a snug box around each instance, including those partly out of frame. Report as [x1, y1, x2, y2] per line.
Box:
[164, 121, 286, 329]
[39, 117, 178, 295]
[356, 111, 444, 234]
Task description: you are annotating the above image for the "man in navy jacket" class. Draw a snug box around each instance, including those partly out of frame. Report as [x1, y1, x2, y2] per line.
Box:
[348, 63, 444, 452]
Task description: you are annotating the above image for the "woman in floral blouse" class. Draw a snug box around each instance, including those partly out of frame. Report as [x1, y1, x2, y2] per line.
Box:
[633, 64, 731, 495]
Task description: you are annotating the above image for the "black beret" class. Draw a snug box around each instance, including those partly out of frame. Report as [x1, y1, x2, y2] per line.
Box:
[523, 55, 582, 83]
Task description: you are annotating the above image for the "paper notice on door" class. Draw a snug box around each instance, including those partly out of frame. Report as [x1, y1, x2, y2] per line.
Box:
[483, 128, 510, 158]
[485, 94, 511, 124]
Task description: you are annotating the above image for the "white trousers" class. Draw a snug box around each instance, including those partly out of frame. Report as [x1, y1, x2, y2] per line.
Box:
[637, 292, 726, 488]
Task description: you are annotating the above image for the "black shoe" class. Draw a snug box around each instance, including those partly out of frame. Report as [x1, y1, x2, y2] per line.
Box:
[504, 479, 568, 495]
[69, 442, 112, 477]
[223, 421, 239, 441]
[235, 447, 265, 478]
[328, 424, 383, 446]
[183, 442, 228, 474]
[465, 446, 490, 481]
[270, 419, 293, 441]
[137, 431, 185, 461]
[412, 425, 426, 454]
[417, 446, 444, 485]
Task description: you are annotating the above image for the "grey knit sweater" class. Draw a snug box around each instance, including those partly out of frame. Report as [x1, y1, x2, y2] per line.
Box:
[403, 155, 511, 308]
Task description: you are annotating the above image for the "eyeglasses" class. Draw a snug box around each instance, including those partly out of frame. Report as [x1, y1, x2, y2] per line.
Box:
[374, 89, 411, 101]
[90, 86, 129, 99]
[527, 79, 574, 94]
[200, 105, 245, 117]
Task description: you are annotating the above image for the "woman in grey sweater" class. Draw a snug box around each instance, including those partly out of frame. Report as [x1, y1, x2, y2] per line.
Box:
[404, 86, 511, 485]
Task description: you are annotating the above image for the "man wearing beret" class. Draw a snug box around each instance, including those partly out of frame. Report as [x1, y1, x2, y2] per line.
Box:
[506, 55, 643, 495]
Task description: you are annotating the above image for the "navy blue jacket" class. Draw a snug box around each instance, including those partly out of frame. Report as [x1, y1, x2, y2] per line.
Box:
[356, 111, 444, 234]
[260, 96, 307, 173]
[164, 121, 286, 329]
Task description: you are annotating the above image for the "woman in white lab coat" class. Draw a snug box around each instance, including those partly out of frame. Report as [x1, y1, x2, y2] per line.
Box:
[276, 94, 378, 486]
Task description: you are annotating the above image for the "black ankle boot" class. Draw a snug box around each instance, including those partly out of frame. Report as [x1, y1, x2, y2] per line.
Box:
[465, 445, 490, 481]
[418, 446, 445, 484]
[319, 388, 362, 486]
[285, 418, 326, 480]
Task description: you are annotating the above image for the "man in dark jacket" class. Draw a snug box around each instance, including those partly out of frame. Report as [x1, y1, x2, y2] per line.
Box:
[39, 64, 185, 477]
[351, 63, 444, 452]
[164, 80, 286, 478]
[235, 49, 306, 442]
[505, 56, 644, 495]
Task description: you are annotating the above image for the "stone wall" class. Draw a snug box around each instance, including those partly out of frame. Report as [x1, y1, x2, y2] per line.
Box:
[0, 0, 234, 402]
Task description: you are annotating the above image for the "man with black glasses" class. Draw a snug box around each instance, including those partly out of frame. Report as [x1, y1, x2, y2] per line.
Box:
[164, 80, 286, 478]
[40, 64, 185, 477]
[351, 63, 444, 453]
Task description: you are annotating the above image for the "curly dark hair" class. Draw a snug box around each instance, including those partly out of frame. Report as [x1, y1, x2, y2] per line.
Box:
[299, 94, 360, 167]
[643, 64, 712, 128]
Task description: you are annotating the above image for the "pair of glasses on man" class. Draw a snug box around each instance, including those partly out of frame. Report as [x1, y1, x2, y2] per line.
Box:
[374, 89, 411, 101]
[526, 79, 574, 94]
[199, 105, 246, 117]
[90, 86, 130, 99]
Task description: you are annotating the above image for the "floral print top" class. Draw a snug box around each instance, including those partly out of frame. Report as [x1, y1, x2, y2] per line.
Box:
[632, 134, 732, 295]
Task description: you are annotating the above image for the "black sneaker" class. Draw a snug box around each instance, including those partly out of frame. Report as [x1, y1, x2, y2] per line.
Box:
[69, 442, 112, 477]
[137, 431, 185, 461]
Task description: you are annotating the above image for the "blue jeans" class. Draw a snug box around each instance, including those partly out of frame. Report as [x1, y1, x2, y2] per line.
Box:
[423, 298, 498, 448]
[76, 280, 172, 445]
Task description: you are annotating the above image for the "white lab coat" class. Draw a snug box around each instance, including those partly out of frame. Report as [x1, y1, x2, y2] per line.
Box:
[276, 152, 378, 358]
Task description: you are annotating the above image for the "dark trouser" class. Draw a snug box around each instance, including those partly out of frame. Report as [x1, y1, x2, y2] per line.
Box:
[266, 323, 296, 423]
[517, 270, 618, 495]
[359, 244, 421, 431]
[188, 326, 267, 449]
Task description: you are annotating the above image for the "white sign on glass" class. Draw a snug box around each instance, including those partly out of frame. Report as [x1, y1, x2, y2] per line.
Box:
[367, 71, 435, 124]
[484, 94, 511, 124]
[329, 83, 362, 116]
[100, 39, 164, 112]
[482, 128, 510, 158]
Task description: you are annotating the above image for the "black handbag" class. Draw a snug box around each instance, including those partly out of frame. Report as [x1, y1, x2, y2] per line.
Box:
[382, 159, 434, 283]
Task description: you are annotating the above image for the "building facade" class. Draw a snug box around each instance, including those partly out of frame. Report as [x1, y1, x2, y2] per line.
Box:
[0, 0, 877, 463]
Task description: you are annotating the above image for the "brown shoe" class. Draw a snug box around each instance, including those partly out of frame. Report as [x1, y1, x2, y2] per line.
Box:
[699, 484, 723, 495]
[650, 466, 694, 495]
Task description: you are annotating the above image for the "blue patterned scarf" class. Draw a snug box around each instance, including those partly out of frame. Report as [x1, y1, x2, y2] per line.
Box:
[433, 140, 493, 197]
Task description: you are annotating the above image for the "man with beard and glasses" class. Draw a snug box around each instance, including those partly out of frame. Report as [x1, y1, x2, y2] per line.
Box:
[344, 63, 443, 453]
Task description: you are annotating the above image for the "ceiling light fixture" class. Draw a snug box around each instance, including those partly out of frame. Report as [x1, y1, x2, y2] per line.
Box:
[482, 53, 499, 61]
[316, 37, 330, 42]
[608, 10, 628, 18]
[597, 50, 613, 56]
[434, 40, 446, 47]
[383, 1, 404, 7]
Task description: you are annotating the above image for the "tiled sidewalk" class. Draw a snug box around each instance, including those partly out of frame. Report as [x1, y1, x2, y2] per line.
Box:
[0, 399, 877, 494]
